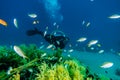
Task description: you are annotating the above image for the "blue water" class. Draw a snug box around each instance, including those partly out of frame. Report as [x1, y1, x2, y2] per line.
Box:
[0, 0, 120, 51]
[0, 0, 120, 79]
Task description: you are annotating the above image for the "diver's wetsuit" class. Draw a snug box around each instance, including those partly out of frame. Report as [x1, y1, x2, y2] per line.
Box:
[26, 28, 69, 49]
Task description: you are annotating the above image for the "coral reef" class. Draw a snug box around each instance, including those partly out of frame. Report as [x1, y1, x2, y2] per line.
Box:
[0, 44, 110, 80]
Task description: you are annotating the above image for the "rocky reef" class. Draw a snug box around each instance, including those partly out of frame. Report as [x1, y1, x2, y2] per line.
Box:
[0, 44, 110, 80]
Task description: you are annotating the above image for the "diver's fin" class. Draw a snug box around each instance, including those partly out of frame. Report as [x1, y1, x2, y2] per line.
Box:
[26, 27, 43, 36]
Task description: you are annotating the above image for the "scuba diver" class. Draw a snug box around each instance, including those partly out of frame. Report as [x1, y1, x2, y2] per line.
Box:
[26, 28, 69, 49]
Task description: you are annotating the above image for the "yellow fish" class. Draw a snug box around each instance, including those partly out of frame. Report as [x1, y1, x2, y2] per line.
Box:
[0, 19, 7, 27]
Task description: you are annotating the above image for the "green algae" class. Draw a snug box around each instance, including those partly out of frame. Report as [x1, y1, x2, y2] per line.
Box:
[0, 44, 110, 80]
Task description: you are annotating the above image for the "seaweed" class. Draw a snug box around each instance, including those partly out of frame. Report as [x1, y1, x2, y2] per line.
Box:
[0, 44, 110, 80]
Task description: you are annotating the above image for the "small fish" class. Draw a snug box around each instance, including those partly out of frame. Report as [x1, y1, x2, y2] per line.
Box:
[68, 49, 74, 53]
[13, 45, 28, 58]
[77, 37, 87, 42]
[41, 53, 47, 57]
[53, 22, 57, 26]
[97, 44, 101, 47]
[13, 18, 18, 28]
[59, 57, 63, 62]
[90, 47, 94, 50]
[53, 32, 57, 35]
[56, 41, 60, 45]
[63, 49, 67, 52]
[43, 26, 49, 37]
[88, 40, 98, 47]
[43, 30, 47, 37]
[33, 20, 39, 24]
[28, 68, 33, 73]
[39, 45, 45, 49]
[82, 20, 85, 25]
[67, 54, 71, 57]
[46, 44, 54, 49]
[7, 66, 12, 75]
[33, 21, 37, 24]
[0, 19, 7, 27]
[100, 62, 113, 68]
[28, 13, 37, 18]
[86, 22, 90, 27]
[98, 50, 104, 54]
[108, 14, 120, 19]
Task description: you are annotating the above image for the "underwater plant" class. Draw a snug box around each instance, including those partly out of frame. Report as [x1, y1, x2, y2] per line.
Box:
[0, 44, 110, 80]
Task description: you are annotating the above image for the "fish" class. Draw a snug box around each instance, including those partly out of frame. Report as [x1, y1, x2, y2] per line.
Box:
[108, 14, 120, 19]
[43, 30, 47, 37]
[43, 26, 49, 37]
[82, 20, 85, 25]
[63, 49, 67, 52]
[28, 13, 37, 18]
[46, 44, 54, 49]
[33, 20, 39, 24]
[53, 22, 57, 26]
[56, 41, 60, 45]
[41, 53, 47, 57]
[98, 50, 104, 54]
[39, 45, 45, 49]
[0, 19, 7, 27]
[77, 37, 87, 42]
[33, 21, 37, 24]
[97, 44, 101, 47]
[13, 18, 18, 28]
[7, 66, 12, 75]
[90, 47, 94, 50]
[13, 45, 28, 58]
[86, 22, 90, 27]
[100, 62, 113, 68]
[68, 49, 74, 53]
[88, 40, 98, 47]
[67, 54, 71, 57]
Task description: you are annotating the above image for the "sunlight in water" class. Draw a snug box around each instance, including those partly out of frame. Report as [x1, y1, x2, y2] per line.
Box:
[39, 0, 63, 23]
